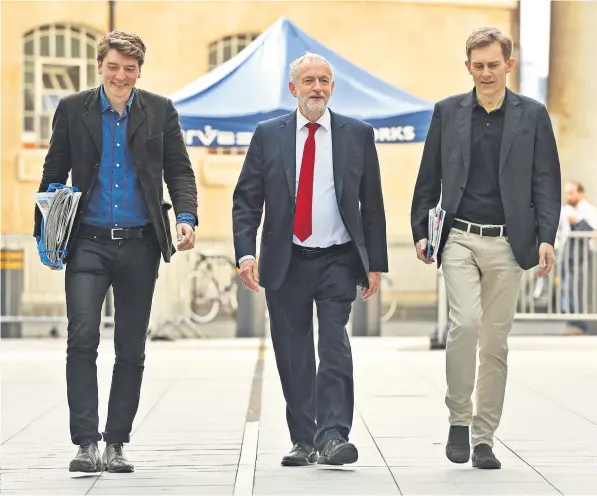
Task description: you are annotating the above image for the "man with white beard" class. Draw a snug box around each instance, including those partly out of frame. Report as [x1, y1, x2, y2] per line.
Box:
[232, 53, 388, 466]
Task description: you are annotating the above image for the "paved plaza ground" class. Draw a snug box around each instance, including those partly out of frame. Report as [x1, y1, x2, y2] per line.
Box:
[1, 335, 596, 495]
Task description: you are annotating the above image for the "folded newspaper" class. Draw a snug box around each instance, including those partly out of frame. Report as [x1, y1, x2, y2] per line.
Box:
[426, 205, 446, 260]
[35, 183, 82, 270]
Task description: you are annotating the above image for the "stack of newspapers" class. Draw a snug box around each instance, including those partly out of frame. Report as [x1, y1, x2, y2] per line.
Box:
[35, 183, 82, 270]
[426, 205, 446, 260]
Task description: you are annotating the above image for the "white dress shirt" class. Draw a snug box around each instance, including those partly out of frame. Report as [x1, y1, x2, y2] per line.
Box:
[294, 108, 350, 248]
[238, 108, 350, 265]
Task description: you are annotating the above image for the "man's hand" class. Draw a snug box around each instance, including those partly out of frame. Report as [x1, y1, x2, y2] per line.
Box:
[239, 259, 260, 292]
[176, 223, 195, 251]
[535, 242, 555, 277]
[415, 238, 434, 264]
[568, 215, 577, 227]
[361, 272, 381, 301]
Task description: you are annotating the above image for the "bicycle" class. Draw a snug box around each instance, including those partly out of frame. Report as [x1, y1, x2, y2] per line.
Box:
[188, 252, 239, 324]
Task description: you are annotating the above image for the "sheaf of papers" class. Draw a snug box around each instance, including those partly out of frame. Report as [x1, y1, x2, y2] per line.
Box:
[427, 205, 446, 260]
[35, 183, 82, 270]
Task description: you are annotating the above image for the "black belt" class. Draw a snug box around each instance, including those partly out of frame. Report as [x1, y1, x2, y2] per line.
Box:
[78, 224, 154, 241]
[453, 219, 507, 237]
[292, 242, 353, 258]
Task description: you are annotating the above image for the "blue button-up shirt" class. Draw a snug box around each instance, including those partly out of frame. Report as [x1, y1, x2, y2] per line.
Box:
[82, 86, 152, 229]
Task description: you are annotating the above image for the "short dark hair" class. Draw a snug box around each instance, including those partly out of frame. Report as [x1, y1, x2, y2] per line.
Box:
[466, 27, 513, 62]
[97, 31, 146, 67]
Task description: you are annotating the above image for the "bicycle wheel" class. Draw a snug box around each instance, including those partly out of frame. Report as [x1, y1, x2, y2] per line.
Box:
[188, 271, 221, 324]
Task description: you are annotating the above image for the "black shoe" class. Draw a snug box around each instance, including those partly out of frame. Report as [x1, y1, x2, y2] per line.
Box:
[317, 438, 358, 465]
[69, 441, 102, 473]
[446, 425, 470, 464]
[281, 441, 317, 466]
[472, 443, 501, 469]
[102, 443, 134, 473]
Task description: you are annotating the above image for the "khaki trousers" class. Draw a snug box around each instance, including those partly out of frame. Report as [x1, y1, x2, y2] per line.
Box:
[441, 227, 523, 447]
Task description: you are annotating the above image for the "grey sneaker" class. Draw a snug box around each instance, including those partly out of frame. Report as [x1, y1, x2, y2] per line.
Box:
[102, 443, 134, 473]
[69, 441, 102, 472]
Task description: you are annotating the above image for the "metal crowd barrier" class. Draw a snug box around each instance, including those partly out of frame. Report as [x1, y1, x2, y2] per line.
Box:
[433, 231, 597, 348]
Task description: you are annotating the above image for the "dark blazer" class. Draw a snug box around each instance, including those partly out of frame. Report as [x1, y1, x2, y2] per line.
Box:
[411, 88, 561, 270]
[33, 87, 198, 263]
[232, 110, 388, 290]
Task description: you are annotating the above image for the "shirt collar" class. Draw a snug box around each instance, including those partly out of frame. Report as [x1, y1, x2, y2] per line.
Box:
[296, 107, 331, 132]
[473, 88, 507, 112]
[99, 85, 135, 114]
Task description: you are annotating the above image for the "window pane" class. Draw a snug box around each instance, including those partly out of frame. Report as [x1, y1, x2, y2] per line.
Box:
[87, 42, 95, 59]
[209, 49, 217, 70]
[56, 34, 65, 57]
[67, 66, 81, 91]
[43, 94, 60, 113]
[71, 36, 80, 58]
[24, 116, 34, 131]
[40, 35, 50, 56]
[56, 74, 68, 89]
[87, 64, 96, 87]
[41, 116, 50, 141]
[223, 44, 232, 62]
[43, 74, 52, 88]
[25, 88, 34, 111]
[25, 61, 34, 83]
[24, 39, 34, 55]
[237, 41, 246, 52]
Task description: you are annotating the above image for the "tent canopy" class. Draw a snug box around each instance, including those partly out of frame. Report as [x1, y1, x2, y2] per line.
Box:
[171, 17, 433, 147]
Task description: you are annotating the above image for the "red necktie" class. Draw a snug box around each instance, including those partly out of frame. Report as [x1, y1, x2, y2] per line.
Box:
[294, 123, 320, 241]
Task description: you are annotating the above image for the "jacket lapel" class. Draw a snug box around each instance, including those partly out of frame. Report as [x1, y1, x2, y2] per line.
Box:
[498, 90, 523, 174]
[457, 91, 474, 177]
[127, 89, 146, 143]
[279, 112, 297, 203]
[330, 110, 347, 203]
[82, 88, 102, 156]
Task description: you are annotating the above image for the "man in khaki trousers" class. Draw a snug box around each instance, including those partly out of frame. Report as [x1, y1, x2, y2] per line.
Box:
[410, 27, 561, 469]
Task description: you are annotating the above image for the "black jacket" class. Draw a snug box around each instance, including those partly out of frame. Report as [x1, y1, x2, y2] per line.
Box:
[34, 87, 197, 262]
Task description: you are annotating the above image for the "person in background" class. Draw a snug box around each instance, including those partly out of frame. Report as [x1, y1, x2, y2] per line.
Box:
[559, 181, 597, 334]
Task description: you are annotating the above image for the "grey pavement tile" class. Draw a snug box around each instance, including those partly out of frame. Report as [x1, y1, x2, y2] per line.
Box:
[253, 467, 400, 495]
[88, 485, 233, 495]
[539, 475, 597, 495]
[1, 490, 91, 495]
[92, 472, 236, 486]
[390, 466, 547, 484]
[398, 481, 560, 495]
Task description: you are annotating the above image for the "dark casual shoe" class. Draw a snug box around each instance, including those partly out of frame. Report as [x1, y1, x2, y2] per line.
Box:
[69, 441, 102, 473]
[317, 438, 358, 465]
[472, 443, 501, 469]
[446, 425, 470, 463]
[102, 443, 134, 473]
[281, 441, 317, 466]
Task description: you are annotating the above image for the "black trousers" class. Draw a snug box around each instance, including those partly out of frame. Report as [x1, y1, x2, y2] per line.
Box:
[64, 230, 160, 445]
[265, 243, 358, 452]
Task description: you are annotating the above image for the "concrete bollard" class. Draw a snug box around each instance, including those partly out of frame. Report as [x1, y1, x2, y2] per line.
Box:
[351, 286, 381, 336]
[235, 281, 267, 337]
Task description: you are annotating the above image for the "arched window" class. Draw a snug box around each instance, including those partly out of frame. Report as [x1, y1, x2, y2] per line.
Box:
[208, 33, 260, 70]
[23, 24, 100, 145]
